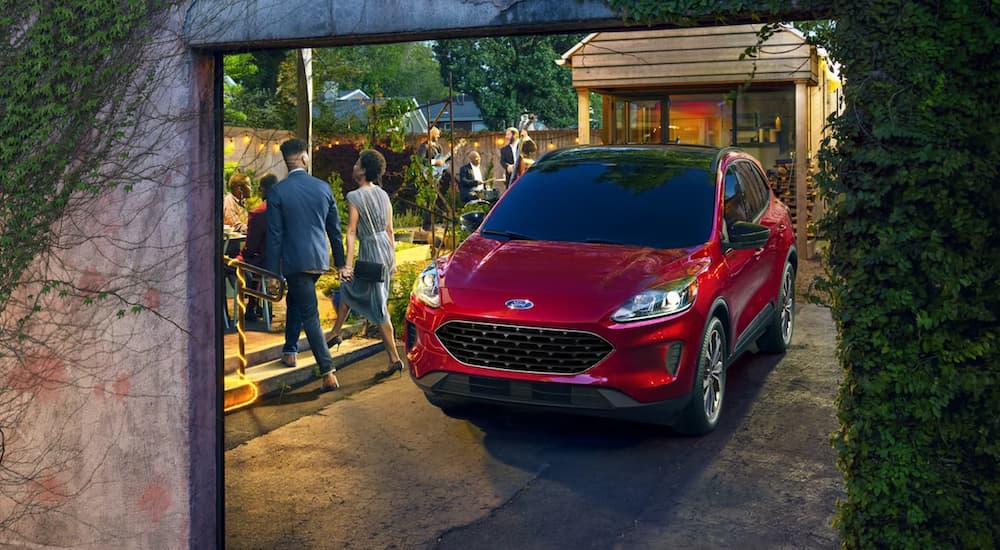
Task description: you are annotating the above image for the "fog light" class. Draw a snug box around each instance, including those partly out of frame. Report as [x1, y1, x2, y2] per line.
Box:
[665, 343, 683, 376]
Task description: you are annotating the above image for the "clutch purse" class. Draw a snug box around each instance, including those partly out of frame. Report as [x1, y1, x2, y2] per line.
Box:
[354, 260, 385, 282]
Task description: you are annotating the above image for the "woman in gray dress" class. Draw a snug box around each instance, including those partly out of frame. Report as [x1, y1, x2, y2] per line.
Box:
[330, 150, 404, 379]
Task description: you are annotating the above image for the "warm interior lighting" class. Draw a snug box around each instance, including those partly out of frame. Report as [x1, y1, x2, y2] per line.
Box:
[574, 137, 580, 143]
[496, 137, 505, 146]
[473, 141, 480, 148]
[272, 144, 280, 153]
[242, 134, 251, 144]
[547, 141, 555, 150]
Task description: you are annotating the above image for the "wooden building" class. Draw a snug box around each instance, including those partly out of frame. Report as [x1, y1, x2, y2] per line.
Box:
[559, 24, 842, 256]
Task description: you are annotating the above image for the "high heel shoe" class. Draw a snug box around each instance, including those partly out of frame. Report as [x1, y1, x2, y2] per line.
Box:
[327, 334, 342, 350]
[319, 373, 340, 393]
[374, 361, 404, 381]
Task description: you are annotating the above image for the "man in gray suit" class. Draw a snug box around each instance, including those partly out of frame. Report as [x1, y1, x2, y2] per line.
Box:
[266, 138, 348, 392]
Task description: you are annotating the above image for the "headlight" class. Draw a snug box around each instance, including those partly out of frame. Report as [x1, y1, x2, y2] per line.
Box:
[611, 276, 698, 322]
[411, 263, 440, 308]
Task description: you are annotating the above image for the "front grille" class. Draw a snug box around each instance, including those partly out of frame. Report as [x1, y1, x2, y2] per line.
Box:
[435, 321, 613, 375]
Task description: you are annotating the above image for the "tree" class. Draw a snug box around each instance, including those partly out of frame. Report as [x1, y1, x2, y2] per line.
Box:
[606, 1, 1000, 547]
[309, 43, 447, 105]
[433, 35, 583, 129]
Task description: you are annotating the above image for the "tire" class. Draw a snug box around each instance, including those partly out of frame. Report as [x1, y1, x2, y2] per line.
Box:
[674, 317, 727, 436]
[757, 262, 795, 353]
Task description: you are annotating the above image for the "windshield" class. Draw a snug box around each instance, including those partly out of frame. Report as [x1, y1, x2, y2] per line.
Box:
[480, 157, 716, 249]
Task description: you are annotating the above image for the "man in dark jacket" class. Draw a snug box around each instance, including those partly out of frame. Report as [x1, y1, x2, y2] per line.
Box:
[266, 138, 347, 391]
[499, 127, 518, 187]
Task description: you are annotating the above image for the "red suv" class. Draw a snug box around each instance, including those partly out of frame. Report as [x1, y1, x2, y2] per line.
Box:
[404, 146, 796, 434]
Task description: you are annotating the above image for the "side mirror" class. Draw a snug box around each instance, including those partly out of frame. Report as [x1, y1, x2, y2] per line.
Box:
[727, 221, 770, 250]
[460, 211, 486, 233]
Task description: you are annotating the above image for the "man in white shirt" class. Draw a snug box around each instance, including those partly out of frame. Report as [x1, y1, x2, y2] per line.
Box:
[458, 151, 486, 203]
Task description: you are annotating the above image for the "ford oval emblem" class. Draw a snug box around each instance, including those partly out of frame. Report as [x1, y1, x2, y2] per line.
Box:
[505, 299, 534, 310]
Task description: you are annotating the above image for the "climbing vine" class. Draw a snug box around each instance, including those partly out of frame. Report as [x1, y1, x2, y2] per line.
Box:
[608, 1, 1000, 548]
[0, 0, 180, 537]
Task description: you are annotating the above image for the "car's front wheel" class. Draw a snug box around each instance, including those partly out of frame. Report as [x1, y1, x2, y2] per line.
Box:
[757, 261, 795, 353]
[674, 317, 727, 435]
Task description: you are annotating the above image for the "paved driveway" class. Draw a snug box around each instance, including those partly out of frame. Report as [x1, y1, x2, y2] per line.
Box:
[225, 303, 842, 549]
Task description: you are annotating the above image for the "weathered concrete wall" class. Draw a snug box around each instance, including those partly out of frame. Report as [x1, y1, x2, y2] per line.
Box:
[0, 2, 219, 547]
[184, 0, 832, 50]
[185, 0, 621, 49]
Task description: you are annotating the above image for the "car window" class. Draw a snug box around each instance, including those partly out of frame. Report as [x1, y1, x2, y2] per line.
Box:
[723, 168, 748, 227]
[734, 161, 771, 220]
[481, 160, 716, 249]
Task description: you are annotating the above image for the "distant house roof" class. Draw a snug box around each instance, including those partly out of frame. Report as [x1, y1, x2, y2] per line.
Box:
[324, 95, 428, 134]
[422, 94, 484, 127]
[337, 89, 370, 101]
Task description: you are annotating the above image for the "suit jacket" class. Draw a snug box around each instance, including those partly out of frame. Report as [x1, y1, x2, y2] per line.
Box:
[457, 162, 481, 202]
[499, 142, 517, 185]
[238, 201, 267, 267]
[265, 169, 346, 276]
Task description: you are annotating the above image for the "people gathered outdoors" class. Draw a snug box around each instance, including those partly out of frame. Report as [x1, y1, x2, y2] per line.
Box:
[223, 123, 553, 382]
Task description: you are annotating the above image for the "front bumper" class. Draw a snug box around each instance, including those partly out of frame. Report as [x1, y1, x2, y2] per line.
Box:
[411, 370, 692, 425]
[405, 295, 708, 408]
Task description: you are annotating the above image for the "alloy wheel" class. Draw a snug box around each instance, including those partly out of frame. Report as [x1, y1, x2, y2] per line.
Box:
[780, 267, 795, 344]
[702, 327, 724, 422]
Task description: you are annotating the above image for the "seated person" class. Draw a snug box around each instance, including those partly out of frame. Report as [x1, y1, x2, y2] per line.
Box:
[457, 151, 485, 203]
[223, 172, 251, 257]
[236, 173, 278, 321]
[237, 173, 277, 267]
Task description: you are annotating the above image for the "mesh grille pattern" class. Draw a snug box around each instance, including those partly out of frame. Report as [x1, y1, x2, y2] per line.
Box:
[435, 321, 613, 375]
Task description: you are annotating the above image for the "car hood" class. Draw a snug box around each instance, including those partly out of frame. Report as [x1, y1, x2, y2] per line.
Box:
[439, 235, 706, 323]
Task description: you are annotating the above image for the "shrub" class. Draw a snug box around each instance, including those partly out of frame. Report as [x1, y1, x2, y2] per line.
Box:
[388, 261, 425, 339]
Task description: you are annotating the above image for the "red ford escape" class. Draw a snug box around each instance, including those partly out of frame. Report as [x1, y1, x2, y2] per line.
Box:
[404, 145, 796, 434]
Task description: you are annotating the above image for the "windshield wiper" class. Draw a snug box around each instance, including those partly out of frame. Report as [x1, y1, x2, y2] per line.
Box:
[481, 229, 534, 241]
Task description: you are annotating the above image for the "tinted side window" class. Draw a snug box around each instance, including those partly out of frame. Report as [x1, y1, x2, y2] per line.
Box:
[734, 161, 770, 219]
[723, 168, 748, 227]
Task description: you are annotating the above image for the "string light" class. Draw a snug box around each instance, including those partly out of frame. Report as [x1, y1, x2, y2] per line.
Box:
[242, 133, 251, 144]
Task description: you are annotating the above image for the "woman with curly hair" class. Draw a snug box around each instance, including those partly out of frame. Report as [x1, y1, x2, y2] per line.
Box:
[330, 149, 404, 380]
